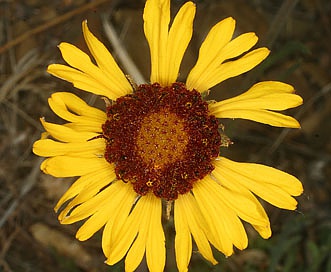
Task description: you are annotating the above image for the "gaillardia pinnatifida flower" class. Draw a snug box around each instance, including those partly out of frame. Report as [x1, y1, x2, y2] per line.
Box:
[33, 0, 303, 271]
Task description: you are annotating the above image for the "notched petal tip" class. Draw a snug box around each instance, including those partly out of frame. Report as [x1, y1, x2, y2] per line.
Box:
[40, 159, 50, 174]
[81, 19, 90, 36]
[287, 198, 299, 211]
[295, 122, 302, 129]
[57, 42, 70, 51]
[224, 16, 235, 24]
[296, 95, 304, 107]
[256, 47, 271, 60]
[254, 224, 272, 239]
[189, 1, 196, 8]
[39, 116, 46, 126]
[47, 63, 59, 73]
[182, 1, 196, 9]
[104, 258, 114, 266]
[290, 179, 304, 197]
[289, 118, 301, 129]
[32, 140, 45, 156]
[210, 259, 218, 266]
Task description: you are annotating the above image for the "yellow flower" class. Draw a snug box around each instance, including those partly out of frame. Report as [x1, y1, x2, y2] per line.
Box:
[33, 0, 303, 271]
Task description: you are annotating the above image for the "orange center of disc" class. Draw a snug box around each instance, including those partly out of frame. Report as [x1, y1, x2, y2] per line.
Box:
[136, 110, 189, 170]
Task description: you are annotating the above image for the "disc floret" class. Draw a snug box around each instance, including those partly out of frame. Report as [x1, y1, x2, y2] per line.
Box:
[102, 82, 221, 200]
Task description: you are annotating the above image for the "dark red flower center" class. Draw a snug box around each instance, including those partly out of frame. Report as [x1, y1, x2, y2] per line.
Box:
[102, 82, 221, 200]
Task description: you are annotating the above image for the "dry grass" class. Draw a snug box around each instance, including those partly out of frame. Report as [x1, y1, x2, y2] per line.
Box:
[1, 0, 331, 271]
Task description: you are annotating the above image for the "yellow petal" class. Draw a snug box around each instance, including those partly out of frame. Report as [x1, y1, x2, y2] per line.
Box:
[55, 166, 115, 212]
[76, 182, 135, 241]
[55, 177, 86, 213]
[197, 48, 269, 92]
[48, 92, 103, 132]
[58, 169, 116, 220]
[214, 157, 303, 210]
[57, 42, 97, 75]
[145, 194, 165, 272]
[186, 17, 235, 91]
[211, 93, 302, 112]
[208, 81, 303, 128]
[48, 92, 106, 123]
[125, 227, 147, 272]
[201, 176, 249, 250]
[210, 170, 270, 227]
[62, 180, 122, 224]
[102, 183, 137, 258]
[219, 32, 258, 61]
[106, 194, 164, 270]
[39, 119, 98, 143]
[231, 81, 296, 97]
[82, 20, 132, 95]
[62, 122, 102, 133]
[40, 156, 109, 177]
[33, 138, 105, 157]
[213, 108, 301, 128]
[212, 168, 271, 239]
[102, 221, 113, 258]
[174, 196, 192, 272]
[253, 224, 272, 239]
[57, 42, 131, 98]
[106, 197, 145, 265]
[176, 194, 217, 268]
[144, 0, 195, 86]
[76, 205, 112, 241]
[144, 0, 170, 85]
[47, 64, 121, 100]
[164, 2, 195, 85]
[192, 179, 234, 256]
[184, 201, 217, 265]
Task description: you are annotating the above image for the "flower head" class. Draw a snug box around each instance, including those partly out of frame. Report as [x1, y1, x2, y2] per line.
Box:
[33, 0, 303, 271]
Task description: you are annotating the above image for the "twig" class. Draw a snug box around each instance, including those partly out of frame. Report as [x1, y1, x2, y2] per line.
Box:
[4, 100, 42, 130]
[237, 133, 331, 162]
[241, 0, 299, 89]
[267, 82, 331, 155]
[0, 228, 18, 259]
[0, 158, 43, 229]
[102, 16, 146, 85]
[0, 260, 13, 272]
[314, 0, 331, 38]
[263, 0, 299, 48]
[0, 49, 41, 102]
[0, 0, 112, 55]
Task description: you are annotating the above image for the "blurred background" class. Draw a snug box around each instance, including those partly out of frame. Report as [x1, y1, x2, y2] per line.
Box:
[0, 0, 330, 271]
